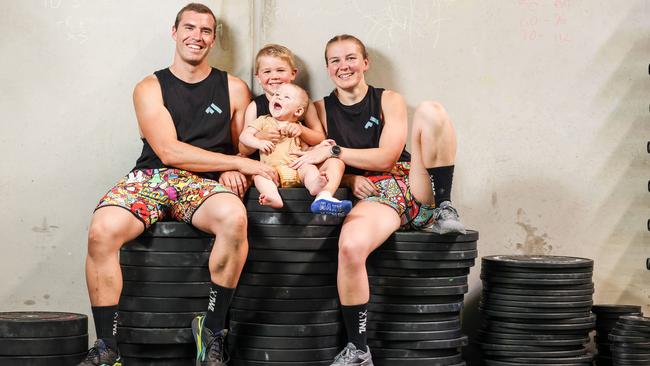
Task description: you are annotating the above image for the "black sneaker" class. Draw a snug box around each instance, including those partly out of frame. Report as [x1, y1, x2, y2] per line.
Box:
[192, 315, 228, 366]
[77, 339, 122, 366]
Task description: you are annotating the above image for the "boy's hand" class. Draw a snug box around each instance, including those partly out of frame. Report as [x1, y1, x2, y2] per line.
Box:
[280, 124, 301, 138]
[255, 128, 281, 143]
[257, 140, 275, 154]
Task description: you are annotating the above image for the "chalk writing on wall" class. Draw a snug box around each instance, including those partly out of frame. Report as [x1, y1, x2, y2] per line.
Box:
[44, 0, 89, 44]
[44, 0, 83, 9]
[352, 0, 450, 50]
[519, 0, 574, 44]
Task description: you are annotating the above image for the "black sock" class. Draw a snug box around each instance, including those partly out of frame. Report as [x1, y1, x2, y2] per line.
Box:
[341, 303, 368, 352]
[427, 165, 454, 206]
[204, 282, 235, 333]
[91, 305, 118, 350]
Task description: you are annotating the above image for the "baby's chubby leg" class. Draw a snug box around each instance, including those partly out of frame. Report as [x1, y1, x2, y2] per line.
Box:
[253, 175, 283, 208]
[298, 164, 328, 196]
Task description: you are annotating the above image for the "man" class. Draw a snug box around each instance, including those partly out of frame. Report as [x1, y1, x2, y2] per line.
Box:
[78, 3, 277, 366]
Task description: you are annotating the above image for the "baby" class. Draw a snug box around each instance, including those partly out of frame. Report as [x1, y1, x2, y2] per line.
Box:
[239, 83, 351, 215]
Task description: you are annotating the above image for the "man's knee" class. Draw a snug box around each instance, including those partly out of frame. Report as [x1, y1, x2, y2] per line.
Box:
[87, 218, 124, 259]
[210, 199, 248, 238]
[224, 205, 247, 235]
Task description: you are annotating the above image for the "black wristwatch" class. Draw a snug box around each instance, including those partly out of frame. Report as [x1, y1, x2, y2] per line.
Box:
[330, 145, 342, 158]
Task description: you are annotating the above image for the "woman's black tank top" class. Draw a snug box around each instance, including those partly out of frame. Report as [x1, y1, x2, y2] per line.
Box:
[324, 85, 410, 175]
[134, 68, 233, 181]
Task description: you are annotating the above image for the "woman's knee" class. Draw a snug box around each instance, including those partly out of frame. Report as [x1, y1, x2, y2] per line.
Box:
[338, 236, 370, 269]
[414, 100, 450, 131]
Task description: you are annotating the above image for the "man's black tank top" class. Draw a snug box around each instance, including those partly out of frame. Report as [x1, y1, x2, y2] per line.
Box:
[134, 68, 233, 181]
[253, 94, 270, 117]
[324, 85, 410, 175]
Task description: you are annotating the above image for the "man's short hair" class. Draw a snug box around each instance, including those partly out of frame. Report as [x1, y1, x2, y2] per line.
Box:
[174, 3, 217, 33]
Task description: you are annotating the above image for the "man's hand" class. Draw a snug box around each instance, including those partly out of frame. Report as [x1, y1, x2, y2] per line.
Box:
[288, 144, 331, 170]
[237, 157, 279, 186]
[345, 175, 379, 199]
[255, 128, 281, 143]
[257, 140, 276, 154]
[219, 171, 250, 198]
[280, 124, 301, 138]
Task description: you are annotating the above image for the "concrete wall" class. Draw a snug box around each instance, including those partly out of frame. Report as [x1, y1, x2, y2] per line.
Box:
[1, 0, 648, 353]
[0, 0, 253, 319]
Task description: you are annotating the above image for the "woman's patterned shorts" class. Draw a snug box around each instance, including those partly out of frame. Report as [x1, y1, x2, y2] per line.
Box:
[364, 162, 435, 230]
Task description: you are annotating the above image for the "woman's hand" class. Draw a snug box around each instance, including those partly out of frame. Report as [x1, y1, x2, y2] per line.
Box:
[289, 144, 331, 169]
[344, 175, 379, 199]
[316, 139, 336, 147]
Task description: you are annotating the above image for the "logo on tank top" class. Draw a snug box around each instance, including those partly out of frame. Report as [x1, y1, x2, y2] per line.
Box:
[205, 102, 223, 115]
[364, 116, 380, 129]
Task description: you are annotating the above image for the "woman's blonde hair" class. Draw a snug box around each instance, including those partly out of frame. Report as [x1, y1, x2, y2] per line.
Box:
[324, 34, 368, 64]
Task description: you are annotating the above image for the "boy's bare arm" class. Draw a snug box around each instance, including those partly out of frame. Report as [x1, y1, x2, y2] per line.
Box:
[240, 126, 275, 154]
[299, 101, 326, 145]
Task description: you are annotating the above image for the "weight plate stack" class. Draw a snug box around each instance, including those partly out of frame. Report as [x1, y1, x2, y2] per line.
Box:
[592, 304, 642, 365]
[119, 222, 213, 365]
[608, 314, 650, 366]
[229, 188, 347, 365]
[366, 230, 478, 366]
[477, 255, 595, 365]
[0, 312, 88, 366]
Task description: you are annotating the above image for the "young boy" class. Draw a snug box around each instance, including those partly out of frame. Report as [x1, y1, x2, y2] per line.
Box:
[239, 83, 351, 215]
[243, 44, 326, 149]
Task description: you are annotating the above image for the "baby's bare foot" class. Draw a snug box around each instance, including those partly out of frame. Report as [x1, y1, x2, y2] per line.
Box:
[317, 171, 329, 188]
[259, 194, 283, 208]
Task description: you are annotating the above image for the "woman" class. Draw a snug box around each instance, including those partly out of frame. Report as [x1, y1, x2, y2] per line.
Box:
[290, 34, 466, 365]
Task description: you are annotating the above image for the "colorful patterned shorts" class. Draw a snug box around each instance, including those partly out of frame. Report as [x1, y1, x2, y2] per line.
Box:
[95, 168, 234, 228]
[364, 162, 435, 230]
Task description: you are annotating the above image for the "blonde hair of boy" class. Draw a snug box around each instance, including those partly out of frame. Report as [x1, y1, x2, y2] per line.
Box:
[255, 44, 297, 74]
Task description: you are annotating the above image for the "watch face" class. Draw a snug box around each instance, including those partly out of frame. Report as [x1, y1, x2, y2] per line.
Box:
[331, 145, 341, 156]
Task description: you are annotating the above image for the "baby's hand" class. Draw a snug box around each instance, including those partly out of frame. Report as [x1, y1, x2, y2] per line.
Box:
[280, 124, 301, 138]
[257, 140, 275, 154]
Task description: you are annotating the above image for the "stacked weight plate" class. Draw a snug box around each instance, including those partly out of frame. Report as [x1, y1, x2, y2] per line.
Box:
[0, 312, 87, 365]
[119, 222, 212, 366]
[366, 230, 479, 366]
[592, 304, 642, 365]
[478, 255, 596, 366]
[608, 315, 650, 365]
[228, 188, 347, 366]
